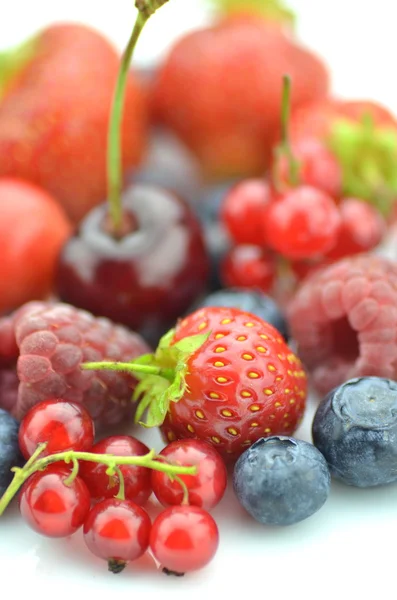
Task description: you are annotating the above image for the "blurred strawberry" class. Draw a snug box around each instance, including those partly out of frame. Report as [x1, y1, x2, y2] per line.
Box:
[0, 178, 71, 314]
[0, 23, 147, 223]
[149, 0, 329, 179]
[288, 98, 397, 217]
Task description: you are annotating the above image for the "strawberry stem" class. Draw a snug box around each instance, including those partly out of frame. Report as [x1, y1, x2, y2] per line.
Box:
[107, 0, 170, 236]
[81, 360, 175, 381]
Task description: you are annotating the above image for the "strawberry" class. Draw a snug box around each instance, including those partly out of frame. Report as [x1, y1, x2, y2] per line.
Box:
[287, 98, 397, 216]
[149, 10, 329, 179]
[82, 307, 307, 461]
[0, 23, 147, 223]
[0, 178, 72, 314]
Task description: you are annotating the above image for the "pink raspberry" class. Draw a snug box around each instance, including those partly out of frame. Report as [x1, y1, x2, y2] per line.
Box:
[0, 302, 150, 429]
[287, 255, 397, 397]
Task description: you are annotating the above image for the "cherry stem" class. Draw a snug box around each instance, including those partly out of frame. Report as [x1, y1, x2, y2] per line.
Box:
[0, 445, 196, 516]
[81, 361, 175, 382]
[114, 467, 126, 501]
[107, 0, 170, 236]
[274, 74, 300, 188]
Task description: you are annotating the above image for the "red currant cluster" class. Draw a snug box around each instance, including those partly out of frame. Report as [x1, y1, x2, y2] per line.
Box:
[1, 399, 227, 577]
[219, 78, 388, 295]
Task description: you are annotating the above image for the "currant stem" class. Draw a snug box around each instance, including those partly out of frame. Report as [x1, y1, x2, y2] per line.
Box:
[114, 467, 126, 501]
[0, 447, 196, 516]
[107, 0, 170, 236]
[173, 476, 190, 505]
[64, 458, 80, 486]
[274, 74, 300, 189]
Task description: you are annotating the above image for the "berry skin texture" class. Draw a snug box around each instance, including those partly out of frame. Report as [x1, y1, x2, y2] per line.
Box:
[221, 179, 271, 245]
[0, 23, 147, 223]
[325, 198, 386, 260]
[150, 18, 329, 178]
[287, 254, 397, 396]
[0, 178, 71, 315]
[0, 408, 24, 497]
[83, 498, 152, 574]
[264, 185, 341, 260]
[18, 399, 95, 460]
[221, 245, 277, 294]
[0, 301, 150, 428]
[151, 439, 227, 510]
[79, 436, 152, 505]
[19, 465, 91, 537]
[196, 287, 290, 341]
[161, 307, 307, 461]
[312, 377, 397, 487]
[149, 505, 219, 575]
[233, 436, 330, 525]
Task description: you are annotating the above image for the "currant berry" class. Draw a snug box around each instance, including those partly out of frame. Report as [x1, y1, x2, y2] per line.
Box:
[18, 399, 95, 460]
[151, 439, 227, 510]
[326, 197, 386, 260]
[221, 245, 276, 293]
[19, 464, 91, 537]
[83, 498, 152, 574]
[149, 505, 219, 576]
[79, 436, 152, 505]
[264, 185, 341, 260]
[221, 179, 271, 246]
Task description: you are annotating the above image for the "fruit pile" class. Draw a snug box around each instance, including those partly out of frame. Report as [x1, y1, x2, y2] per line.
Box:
[2, 0, 397, 583]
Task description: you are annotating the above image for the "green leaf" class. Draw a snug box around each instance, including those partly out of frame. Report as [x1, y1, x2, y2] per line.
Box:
[209, 0, 295, 26]
[133, 375, 170, 426]
[173, 331, 211, 355]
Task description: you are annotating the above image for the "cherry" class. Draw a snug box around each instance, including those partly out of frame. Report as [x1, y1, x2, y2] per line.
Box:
[83, 498, 151, 574]
[149, 505, 219, 576]
[276, 138, 342, 200]
[326, 197, 386, 260]
[220, 179, 271, 246]
[55, 185, 209, 345]
[79, 435, 152, 505]
[264, 185, 341, 260]
[19, 464, 91, 538]
[18, 399, 95, 460]
[221, 245, 277, 293]
[152, 439, 227, 510]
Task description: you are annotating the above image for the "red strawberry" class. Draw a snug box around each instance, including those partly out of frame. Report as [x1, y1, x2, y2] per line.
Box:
[287, 98, 397, 215]
[0, 178, 72, 314]
[82, 307, 307, 461]
[149, 16, 329, 179]
[0, 23, 147, 223]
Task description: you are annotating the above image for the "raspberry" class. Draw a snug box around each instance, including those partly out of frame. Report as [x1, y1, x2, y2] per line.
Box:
[0, 302, 150, 429]
[287, 255, 397, 396]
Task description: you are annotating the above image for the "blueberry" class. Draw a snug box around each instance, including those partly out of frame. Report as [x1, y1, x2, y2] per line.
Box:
[233, 436, 331, 526]
[195, 288, 290, 341]
[0, 409, 24, 496]
[312, 376, 397, 487]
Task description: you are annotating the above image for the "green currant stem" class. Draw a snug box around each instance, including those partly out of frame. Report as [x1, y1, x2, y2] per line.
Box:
[81, 361, 175, 382]
[273, 74, 300, 190]
[107, 0, 170, 236]
[173, 475, 190, 505]
[114, 467, 126, 501]
[64, 458, 80, 487]
[0, 447, 196, 516]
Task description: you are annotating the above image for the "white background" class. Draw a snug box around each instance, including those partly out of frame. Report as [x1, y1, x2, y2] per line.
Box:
[1, 2, 397, 598]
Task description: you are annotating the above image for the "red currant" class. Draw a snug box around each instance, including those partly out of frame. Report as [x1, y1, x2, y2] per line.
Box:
[277, 139, 342, 199]
[152, 439, 227, 510]
[264, 185, 341, 260]
[149, 505, 219, 575]
[79, 436, 152, 505]
[221, 245, 276, 293]
[19, 464, 91, 537]
[221, 179, 271, 245]
[18, 399, 95, 460]
[326, 197, 386, 260]
[83, 498, 151, 574]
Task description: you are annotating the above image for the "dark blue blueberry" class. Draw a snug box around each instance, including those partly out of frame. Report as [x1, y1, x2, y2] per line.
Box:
[312, 376, 397, 487]
[0, 409, 24, 496]
[195, 288, 290, 341]
[233, 436, 331, 526]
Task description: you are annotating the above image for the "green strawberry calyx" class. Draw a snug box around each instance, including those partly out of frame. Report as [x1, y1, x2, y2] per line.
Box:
[210, 0, 295, 27]
[81, 329, 210, 428]
[328, 113, 397, 218]
[0, 35, 38, 100]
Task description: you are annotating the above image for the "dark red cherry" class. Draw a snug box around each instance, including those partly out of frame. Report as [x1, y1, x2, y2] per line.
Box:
[55, 185, 209, 345]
